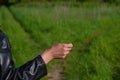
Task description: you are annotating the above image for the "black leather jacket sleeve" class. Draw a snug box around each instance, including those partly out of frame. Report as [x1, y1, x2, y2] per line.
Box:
[0, 30, 47, 80]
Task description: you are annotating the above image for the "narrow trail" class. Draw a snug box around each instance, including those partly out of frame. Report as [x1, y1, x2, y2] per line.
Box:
[7, 7, 114, 80]
[47, 63, 65, 80]
[8, 7, 65, 80]
[79, 26, 113, 51]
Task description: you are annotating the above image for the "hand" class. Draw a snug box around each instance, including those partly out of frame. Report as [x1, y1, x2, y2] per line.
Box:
[41, 43, 73, 64]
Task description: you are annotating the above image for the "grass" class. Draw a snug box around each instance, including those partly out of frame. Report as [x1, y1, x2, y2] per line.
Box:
[0, 4, 120, 80]
[0, 6, 38, 67]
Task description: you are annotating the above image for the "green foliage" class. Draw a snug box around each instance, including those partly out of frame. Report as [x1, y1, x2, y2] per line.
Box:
[1, 0, 120, 6]
[9, 0, 17, 3]
[0, 2, 120, 80]
[0, 6, 38, 67]
[9, 5, 120, 80]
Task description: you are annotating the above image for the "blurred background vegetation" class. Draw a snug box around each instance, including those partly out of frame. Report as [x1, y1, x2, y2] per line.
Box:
[0, 0, 120, 80]
[0, 0, 120, 6]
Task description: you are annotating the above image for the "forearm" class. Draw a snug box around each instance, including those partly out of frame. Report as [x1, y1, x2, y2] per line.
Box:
[41, 50, 54, 64]
[41, 43, 73, 64]
[11, 56, 47, 80]
[0, 30, 47, 80]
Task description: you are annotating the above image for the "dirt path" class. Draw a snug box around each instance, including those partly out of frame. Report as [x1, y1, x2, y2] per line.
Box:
[47, 63, 65, 80]
[8, 7, 65, 80]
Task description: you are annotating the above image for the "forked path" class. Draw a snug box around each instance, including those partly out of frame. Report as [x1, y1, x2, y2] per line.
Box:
[47, 26, 112, 80]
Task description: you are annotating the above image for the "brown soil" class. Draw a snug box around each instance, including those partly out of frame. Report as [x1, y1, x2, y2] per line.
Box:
[47, 63, 65, 80]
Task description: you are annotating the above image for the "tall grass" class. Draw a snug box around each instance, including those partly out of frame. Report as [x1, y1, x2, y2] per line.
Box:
[0, 5, 120, 80]
[0, 6, 38, 67]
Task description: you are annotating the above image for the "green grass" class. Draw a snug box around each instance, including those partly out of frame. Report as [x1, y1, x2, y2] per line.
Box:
[0, 6, 38, 67]
[0, 4, 120, 80]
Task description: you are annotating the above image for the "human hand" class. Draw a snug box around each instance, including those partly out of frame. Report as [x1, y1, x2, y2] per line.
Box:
[41, 43, 73, 64]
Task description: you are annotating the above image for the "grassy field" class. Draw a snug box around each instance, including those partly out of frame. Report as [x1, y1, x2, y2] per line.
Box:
[0, 4, 120, 80]
[0, 6, 38, 66]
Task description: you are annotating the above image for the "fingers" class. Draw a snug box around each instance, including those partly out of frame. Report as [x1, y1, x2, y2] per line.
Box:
[67, 43, 73, 48]
[63, 43, 73, 51]
[62, 51, 70, 59]
[61, 55, 67, 59]
[58, 52, 68, 59]
[48, 43, 73, 59]
[62, 43, 73, 59]
[63, 43, 73, 48]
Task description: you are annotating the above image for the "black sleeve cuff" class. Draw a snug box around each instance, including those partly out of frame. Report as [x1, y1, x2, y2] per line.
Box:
[35, 55, 47, 77]
[14, 55, 48, 80]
